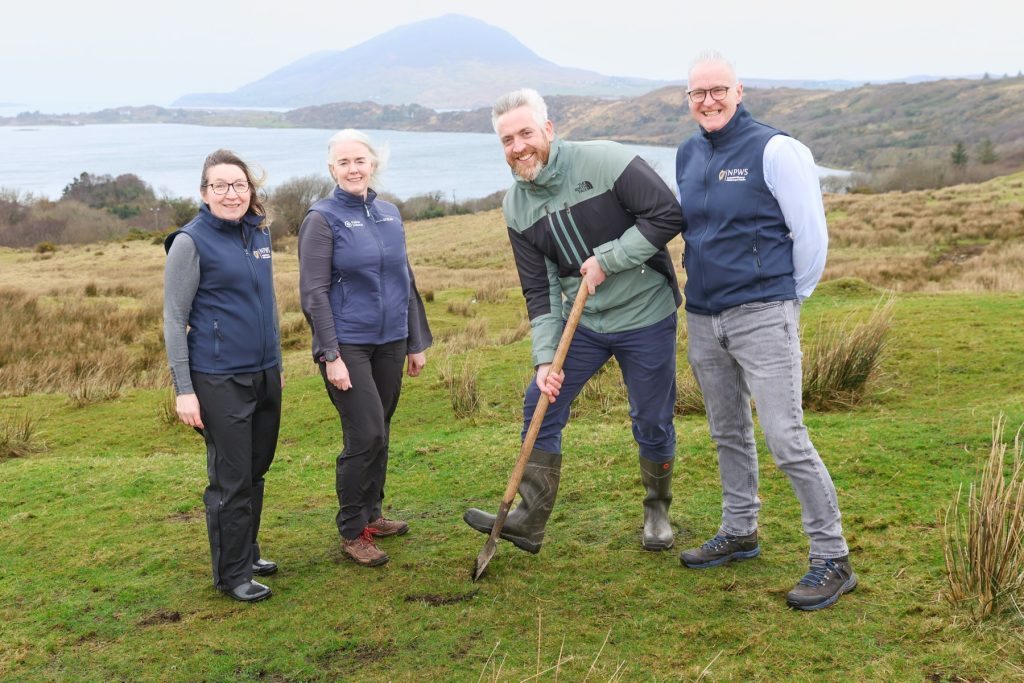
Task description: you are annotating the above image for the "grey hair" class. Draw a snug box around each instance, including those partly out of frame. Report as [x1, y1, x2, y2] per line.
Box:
[688, 49, 738, 87]
[327, 128, 388, 188]
[491, 88, 549, 134]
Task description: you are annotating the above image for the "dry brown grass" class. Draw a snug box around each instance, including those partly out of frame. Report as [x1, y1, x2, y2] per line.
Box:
[0, 171, 1019, 400]
[943, 415, 1024, 621]
[823, 173, 1024, 292]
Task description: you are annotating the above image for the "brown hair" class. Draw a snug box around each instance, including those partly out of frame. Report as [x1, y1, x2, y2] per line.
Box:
[200, 149, 268, 219]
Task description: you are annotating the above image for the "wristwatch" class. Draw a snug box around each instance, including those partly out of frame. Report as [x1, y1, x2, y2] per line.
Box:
[323, 349, 340, 362]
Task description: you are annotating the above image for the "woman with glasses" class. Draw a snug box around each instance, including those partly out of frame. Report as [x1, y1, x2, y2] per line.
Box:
[163, 149, 283, 602]
[298, 129, 432, 567]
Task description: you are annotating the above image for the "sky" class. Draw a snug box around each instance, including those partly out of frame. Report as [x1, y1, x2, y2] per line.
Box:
[3, 0, 1021, 113]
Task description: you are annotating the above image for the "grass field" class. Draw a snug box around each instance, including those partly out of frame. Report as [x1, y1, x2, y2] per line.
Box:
[1, 175, 1023, 681]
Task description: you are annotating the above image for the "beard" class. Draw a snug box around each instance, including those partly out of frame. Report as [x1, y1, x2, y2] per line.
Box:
[508, 144, 549, 181]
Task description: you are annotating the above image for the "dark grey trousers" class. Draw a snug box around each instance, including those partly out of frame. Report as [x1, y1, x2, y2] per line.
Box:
[192, 367, 281, 590]
[319, 340, 406, 540]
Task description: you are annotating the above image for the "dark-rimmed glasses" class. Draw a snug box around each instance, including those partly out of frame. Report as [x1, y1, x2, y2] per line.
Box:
[203, 181, 251, 195]
[686, 86, 731, 104]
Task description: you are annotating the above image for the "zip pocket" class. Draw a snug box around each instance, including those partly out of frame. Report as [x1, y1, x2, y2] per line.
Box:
[213, 319, 223, 361]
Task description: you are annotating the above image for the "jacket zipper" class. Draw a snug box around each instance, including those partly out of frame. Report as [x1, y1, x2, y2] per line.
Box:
[367, 201, 387, 337]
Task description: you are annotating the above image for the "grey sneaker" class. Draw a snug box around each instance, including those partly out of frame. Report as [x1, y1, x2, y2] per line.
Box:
[786, 557, 857, 611]
[679, 531, 760, 569]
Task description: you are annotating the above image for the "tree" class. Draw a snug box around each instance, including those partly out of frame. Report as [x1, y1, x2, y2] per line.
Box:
[976, 138, 998, 165]
[951, 142, 968, 169]
[268, 175, 335, 235]
[61, 172, 155, 212]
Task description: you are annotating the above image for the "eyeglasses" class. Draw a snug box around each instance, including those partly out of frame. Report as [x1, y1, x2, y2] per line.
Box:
[204, 181, 250, 195]
[686, 86, 731, 104]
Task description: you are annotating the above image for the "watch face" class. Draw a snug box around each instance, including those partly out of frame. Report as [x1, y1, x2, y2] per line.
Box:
[324, 350, 339, 362]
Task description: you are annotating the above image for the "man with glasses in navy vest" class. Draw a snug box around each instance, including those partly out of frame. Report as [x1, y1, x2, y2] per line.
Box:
[674, 50, 856, 611]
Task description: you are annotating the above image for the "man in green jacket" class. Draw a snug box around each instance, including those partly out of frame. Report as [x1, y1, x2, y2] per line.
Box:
[464, 88, 685, 554]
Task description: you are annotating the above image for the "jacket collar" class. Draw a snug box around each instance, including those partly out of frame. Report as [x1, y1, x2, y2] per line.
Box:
[332, 186, 377, 207]
[701, 103, 752, 144]
[198, 202, 264, 231]
[513, 136, 564, 190]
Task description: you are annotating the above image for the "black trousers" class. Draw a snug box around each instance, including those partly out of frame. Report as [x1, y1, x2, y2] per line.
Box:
[192, 367, 281, 590]
[319, 340, 406, 540]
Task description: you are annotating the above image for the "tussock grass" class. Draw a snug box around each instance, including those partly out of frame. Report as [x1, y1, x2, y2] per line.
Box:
[67, 366, 128, 407]
[438, 356, 481, 419]
[802, 293, 895, 410]
[447, 299, 477, 317]
[943, 415, 1024, 621]
[474, 281, 509, 303]
[571, 361, 625, 419]
[675, 367, 705, 416]
[0, 413, 42, 460]
[496, 318, 531, 346]
[158, 387, 179, 427]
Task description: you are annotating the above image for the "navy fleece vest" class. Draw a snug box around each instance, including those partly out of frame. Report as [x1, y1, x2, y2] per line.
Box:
[308, 188, 410, 345]
[675, 105, 796, 315]
[165, 205, 279, 374]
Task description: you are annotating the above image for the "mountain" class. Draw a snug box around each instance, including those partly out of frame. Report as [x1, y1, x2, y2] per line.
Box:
[172, 14, 677, 109]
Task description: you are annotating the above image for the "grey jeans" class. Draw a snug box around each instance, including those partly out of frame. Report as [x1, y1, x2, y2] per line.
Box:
[687, 300, 849, 559]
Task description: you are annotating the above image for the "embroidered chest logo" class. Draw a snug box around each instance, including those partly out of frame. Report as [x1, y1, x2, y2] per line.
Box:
[574, 180, 594, 193]
[252, 246, 272, 260]
[718, 168, 749, 182]
[344, 220, 365, 228]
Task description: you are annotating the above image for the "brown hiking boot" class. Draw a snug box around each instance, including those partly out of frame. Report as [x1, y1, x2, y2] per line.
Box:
[342, 528, 389, 567]
[367, 516, 409, 538]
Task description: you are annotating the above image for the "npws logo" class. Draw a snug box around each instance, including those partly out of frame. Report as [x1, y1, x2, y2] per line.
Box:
[718, 168, 749, 182]
[252, 246, 272, 260]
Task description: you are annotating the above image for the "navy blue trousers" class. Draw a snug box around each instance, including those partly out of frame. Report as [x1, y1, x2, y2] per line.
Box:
[523, 312, 677, 462]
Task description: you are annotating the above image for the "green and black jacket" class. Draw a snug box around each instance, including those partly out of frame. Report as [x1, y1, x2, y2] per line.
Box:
[503, 136, 685, 366]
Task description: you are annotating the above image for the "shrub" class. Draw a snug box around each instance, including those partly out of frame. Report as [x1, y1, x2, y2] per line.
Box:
[34, 241, 57, 253]
[942, 415, 1024, 621]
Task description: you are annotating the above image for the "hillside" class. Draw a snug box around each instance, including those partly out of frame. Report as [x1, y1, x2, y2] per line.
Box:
[1, 172, 1023, 680]
[5, 77, 1024, 174]
[172, 14, 673, 109]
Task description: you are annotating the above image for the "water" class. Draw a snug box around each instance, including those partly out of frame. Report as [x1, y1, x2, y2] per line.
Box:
[0, 123, 846, 202]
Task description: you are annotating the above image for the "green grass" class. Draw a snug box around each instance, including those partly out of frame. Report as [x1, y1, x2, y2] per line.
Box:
[2, 290, 1023, 681]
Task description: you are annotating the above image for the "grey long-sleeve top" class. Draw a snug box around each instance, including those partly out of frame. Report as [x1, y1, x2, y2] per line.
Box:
[297, 211, 432, 360]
